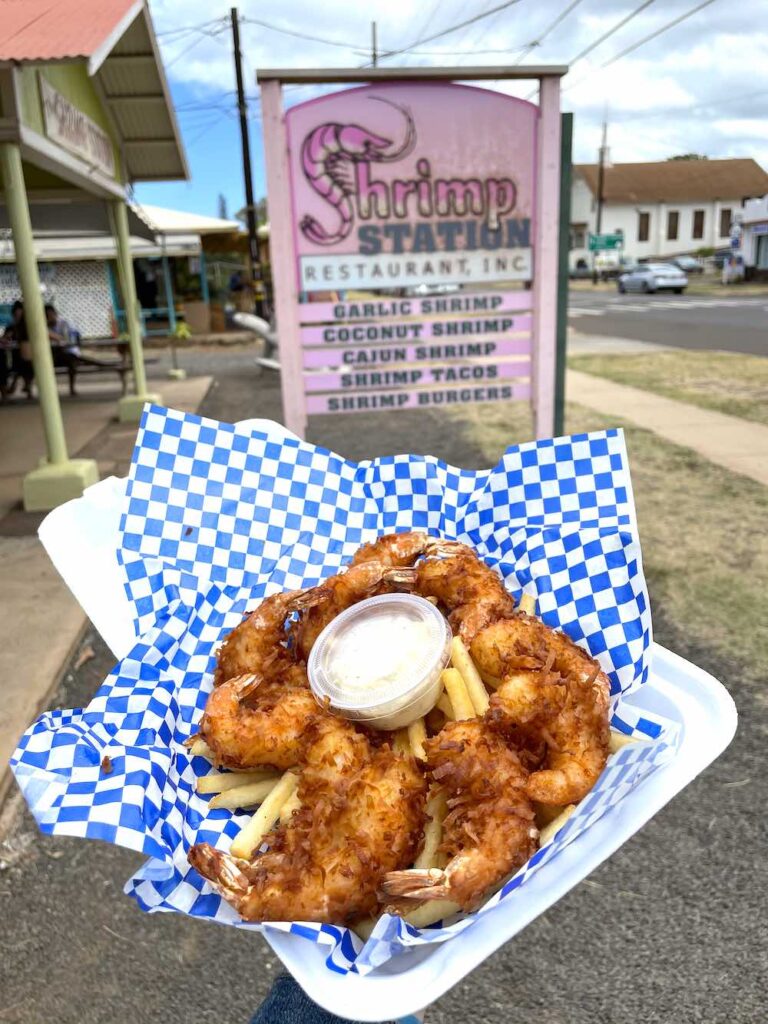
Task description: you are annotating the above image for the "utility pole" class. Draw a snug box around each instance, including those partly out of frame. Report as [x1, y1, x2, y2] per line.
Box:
[593, 119, 608, 284]
[371, 21, 378, 67]
[230, 7, 262, 312]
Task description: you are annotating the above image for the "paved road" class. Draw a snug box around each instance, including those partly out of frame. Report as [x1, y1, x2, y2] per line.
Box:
[568, 290, 768, 356]
[0, 351, 763, 1024]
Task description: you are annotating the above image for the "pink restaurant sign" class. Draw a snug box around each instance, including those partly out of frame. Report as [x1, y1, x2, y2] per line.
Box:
[260, 75, 561, 437]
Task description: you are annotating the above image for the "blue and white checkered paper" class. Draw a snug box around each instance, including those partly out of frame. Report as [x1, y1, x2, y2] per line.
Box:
[11, 404, 676, 976]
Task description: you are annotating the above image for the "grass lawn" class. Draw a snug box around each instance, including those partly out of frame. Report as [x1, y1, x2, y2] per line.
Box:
[450, 400, 768, 678]
[568, 349, 768, 428]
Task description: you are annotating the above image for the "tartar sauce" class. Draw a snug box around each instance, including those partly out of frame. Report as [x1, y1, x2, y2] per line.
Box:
[328, 609, 430, 695]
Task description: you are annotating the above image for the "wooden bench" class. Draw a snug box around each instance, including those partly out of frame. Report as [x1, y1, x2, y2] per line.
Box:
[54, 353, 130, 395]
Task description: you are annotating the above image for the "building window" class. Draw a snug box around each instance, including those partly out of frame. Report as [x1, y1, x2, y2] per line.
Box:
[757, 235, 768, 271]
[638, 212, 650, 242]
[570, 226, 586, 249]
[719, 208, 732, 238]
[667, 210, 679, 241]
[693, 209, 705, 239]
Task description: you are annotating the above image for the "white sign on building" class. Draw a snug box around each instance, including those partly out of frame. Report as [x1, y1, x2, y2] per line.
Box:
[39, 77, 116, 178]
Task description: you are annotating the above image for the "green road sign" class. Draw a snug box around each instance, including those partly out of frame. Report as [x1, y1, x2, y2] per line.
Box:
[589, 233, 623, 251]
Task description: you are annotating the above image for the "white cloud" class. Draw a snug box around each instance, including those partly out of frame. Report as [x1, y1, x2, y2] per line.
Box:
[147, 0, 768, 170]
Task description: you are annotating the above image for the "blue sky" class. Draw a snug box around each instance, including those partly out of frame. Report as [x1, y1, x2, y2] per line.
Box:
[135, 0, 768, 219]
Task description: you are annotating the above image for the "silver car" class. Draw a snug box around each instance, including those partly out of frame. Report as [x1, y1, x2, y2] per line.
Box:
[617, 262, 688, 294]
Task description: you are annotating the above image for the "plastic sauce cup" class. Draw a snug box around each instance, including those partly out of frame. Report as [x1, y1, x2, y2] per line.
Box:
[307, 593, 452, 731]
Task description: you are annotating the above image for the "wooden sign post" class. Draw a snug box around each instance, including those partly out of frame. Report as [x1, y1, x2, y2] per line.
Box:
[258, 66, 566, 440]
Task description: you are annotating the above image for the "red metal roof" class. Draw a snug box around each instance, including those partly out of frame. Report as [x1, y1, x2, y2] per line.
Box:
[0, 0, 139, 63]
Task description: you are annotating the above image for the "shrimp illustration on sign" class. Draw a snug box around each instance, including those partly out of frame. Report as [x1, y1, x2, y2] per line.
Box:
[299, 97, 416, 246]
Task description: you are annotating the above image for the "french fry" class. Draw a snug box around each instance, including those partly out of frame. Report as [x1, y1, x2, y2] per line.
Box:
[609, 729, 645, 754]
[279, 789, 301, 824]
[393, 729, 411, 755]
[209, 778, 282, 811]
[354, 916, 379, 942]
[442, 668, 475, 720]
[450, 637, 489, 715]
[534, 802, 568, 829]
[436, 693, 455, 720]
[403, 899, 461, 928]
[230, 771, 298, 859]
[196, 770, 279, 795]
[414, 789, 447, 870]
[539, 804, 576, 846]
[518, 592, 537, 616]
[189, 737, 216, 760]
[407, 718, 428, 761]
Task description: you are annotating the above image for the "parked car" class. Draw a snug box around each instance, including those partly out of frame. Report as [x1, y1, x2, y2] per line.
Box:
[617, 262, 688, 294]
[670, 255, 704, 274]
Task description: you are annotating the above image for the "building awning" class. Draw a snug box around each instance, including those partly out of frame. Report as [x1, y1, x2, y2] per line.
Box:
[0, 0, 187, 183]
[0, 231, 200, 263]
[0, 197, 155, 240]
[137, 204, 243, 236]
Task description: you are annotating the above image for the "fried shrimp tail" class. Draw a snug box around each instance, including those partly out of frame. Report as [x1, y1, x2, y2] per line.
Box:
[381, 720, 537, 911]
[190, 719, 427, 924]
[384, 547, 515, 644]
[214, 588, 319, 686]
[474, 617, 612, 805]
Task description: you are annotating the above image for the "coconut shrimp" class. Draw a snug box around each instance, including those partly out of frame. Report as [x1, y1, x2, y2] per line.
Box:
[381, 720, 537, 911]
[200, 673, 321, 771]
[349, 531, 435, 568]
[385, 544, 515, 645]
[189, 714, 427, 924]
[214, 589, 318, 687]
[474, 617, 611, 805]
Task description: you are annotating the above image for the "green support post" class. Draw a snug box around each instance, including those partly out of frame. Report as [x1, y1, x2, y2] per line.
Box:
[554, 112, 573, 438]
[0, 142, 98, 510]
[199, 249, 210, 304]
[110, 199, 161, 422]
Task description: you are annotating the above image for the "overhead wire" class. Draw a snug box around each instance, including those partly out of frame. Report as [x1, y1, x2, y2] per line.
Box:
[240, 15, 365, 51]
[376, 0, 525, 62]
[511, 0, 585, 65]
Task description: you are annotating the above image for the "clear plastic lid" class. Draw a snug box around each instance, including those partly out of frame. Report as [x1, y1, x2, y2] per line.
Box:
[307, 593, 452, 729]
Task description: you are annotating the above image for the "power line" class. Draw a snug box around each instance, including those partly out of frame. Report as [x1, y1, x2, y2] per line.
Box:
[377, 0, 525, 62]
[599, 0, 718, 70]
[165, 24, 229, 68]
[512, 0, 585, 66]
[566, 0, 657, 70]
[156, 17, 226, 38]
[565, 0, 718, 94]
[240, 15, 365, 51]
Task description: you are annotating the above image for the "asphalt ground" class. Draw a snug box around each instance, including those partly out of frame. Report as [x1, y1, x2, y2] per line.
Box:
[568, 291, 768, 356]
[0, 349, 763, 1024]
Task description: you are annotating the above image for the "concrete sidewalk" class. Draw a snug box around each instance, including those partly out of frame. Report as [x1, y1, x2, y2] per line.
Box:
[568, 368, 768, 486]
[0, 375, 212, 803]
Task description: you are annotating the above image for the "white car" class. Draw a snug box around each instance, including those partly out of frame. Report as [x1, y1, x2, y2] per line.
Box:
[617, 263, 688, 294]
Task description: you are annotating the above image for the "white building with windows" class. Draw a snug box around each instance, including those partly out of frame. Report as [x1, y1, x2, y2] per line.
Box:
[569, 158, 768, 268]
[739, 195, 768, 280]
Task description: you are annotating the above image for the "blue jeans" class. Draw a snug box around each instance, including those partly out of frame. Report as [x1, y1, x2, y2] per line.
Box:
[250, 975, 396, 1024]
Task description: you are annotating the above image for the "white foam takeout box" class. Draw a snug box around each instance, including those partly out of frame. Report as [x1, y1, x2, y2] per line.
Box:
[39, 473, 737, 1023]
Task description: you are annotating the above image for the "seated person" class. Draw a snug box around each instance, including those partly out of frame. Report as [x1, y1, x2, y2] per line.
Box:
[1, 300, 34, 400]
[45, 303, 80, 395]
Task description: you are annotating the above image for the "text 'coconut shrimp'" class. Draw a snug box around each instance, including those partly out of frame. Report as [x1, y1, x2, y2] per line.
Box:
[473, 616, 612, 805]
[381, 720, 537, 911]
[189, 713, 427, 924]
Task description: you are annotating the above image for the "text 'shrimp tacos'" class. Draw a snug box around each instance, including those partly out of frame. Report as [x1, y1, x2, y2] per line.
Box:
[11, 406, 679, 979]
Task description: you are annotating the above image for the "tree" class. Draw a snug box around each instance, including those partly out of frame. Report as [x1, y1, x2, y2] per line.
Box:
[667, 154, 708, 161]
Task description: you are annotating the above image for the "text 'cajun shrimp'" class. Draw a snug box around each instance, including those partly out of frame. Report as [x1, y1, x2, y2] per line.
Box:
[474, 616, 612, 805]
[189, 714, 427, 924]
[300, 98, 415, 247]
[381, 720, 537, 911]
[385, 543, 515, 645]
